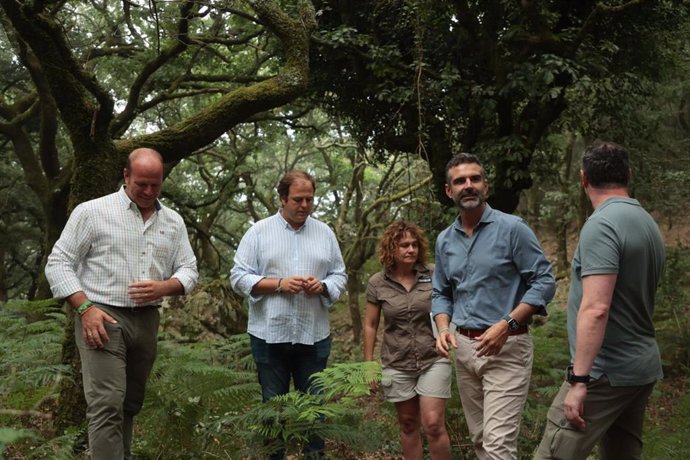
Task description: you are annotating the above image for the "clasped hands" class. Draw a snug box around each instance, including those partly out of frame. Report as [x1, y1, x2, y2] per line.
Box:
[280, 275, 324, 295]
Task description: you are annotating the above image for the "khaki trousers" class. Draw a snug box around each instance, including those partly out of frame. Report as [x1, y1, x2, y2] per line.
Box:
[534, 376, 655, 460]
[454, 332, 533, 460]
[76, 304, 160, 460]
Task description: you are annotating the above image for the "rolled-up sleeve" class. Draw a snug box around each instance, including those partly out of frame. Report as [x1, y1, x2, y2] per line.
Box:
[230, 228, 265, 300]
[171, 224, 199, 294]
[45, 205, 91, 299]
[512, 220, 556, 315]
[320, 232, 348, 309]
[431, 235, 455, 318]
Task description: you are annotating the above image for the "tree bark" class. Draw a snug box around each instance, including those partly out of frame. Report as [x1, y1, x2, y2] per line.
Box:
[346, 269, 363, 344]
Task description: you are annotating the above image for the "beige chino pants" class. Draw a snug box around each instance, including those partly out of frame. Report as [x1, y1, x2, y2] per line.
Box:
[454, 332, 533, 460]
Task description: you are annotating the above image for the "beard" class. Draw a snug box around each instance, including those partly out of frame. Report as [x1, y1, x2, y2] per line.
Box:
[453, 189, 486, 210]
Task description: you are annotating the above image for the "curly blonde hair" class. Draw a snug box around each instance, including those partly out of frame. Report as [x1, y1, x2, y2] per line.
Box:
[378, 221, 429, 271]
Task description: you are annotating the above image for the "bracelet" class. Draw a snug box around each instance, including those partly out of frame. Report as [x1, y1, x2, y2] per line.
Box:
[77, 300, 93, 315]
[79, 305, 94, 316]
[275, 278, 283, 293]
[438, 326, 450, 334]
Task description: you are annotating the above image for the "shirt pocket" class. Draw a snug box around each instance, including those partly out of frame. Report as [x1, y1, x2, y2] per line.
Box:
[414, 283, 433, 301]
[378, 287, 408, 322]
[150, 226, 179, 272]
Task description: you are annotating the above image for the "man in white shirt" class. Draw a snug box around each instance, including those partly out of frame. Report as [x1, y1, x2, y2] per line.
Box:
[45, 148, 198, 460]
[231, 170, 347, 459]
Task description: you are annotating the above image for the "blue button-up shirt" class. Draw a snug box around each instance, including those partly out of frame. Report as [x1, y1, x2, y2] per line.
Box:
[432, 205, 555, 329]
[230, 212, 347, 345]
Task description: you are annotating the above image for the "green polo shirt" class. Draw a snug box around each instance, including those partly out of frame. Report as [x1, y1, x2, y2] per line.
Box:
[567, 197, 665, 386]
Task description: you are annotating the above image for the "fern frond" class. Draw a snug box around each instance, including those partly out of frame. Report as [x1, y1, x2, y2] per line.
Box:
[310, 361, 381, 399]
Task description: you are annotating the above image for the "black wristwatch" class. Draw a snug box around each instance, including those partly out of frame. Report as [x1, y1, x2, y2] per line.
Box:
[320, 281, 328, 296]
[566, 365, 591, 384]
[502, 314, 520, 331]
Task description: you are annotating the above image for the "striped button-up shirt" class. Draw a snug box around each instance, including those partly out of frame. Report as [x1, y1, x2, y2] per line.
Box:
[46, 187, 198, 306]
[230, 212, 347, 345]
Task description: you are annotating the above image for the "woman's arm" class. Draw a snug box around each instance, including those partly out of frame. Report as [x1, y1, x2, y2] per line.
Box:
[363, 301, 382, 361]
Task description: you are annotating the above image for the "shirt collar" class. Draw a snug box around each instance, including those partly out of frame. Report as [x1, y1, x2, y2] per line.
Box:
[452, 203, 495, 231]
[276, 210, 310, 231]
[117, 185, 162, 211]
[593, 196, 639, 215]
[384, 262, 430, 281]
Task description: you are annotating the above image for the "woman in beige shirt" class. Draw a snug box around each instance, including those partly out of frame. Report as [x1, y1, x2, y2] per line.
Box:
[364, 221, 452, 460]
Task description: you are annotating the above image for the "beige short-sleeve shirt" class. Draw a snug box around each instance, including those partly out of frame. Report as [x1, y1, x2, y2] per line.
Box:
[366, 263, 441, 371]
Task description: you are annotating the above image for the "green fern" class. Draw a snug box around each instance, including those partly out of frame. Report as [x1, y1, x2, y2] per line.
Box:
[0, 428, 38, 458]
[24, 426, 87, 460]
[0, 300, 67, 457]
[0, 300, 67, 411]
[133, 338, 262, 458]
[224, 361, 384, 458]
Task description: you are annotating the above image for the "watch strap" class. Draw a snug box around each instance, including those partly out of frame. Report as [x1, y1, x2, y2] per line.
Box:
[502, 314, 520, 331]
[566, 365, 591, 384]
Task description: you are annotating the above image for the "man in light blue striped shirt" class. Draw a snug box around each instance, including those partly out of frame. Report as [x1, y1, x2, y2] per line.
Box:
[46, 148, 198, 460]
[231, 170, 347, 459]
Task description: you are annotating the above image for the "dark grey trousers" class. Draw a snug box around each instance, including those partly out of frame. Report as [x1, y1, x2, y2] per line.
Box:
[535, 376, 656, 460]
[76, 304, 160, 460]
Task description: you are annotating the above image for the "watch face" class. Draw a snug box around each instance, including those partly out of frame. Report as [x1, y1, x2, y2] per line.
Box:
[504, 315, 519, 330]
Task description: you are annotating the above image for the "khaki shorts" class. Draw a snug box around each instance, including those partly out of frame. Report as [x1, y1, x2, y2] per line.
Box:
[381, 358, 452, 403]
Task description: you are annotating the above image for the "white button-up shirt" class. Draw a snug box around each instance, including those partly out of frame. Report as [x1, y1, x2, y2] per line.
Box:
[46, 187, 198, 305]
[230, 212, 347, 345]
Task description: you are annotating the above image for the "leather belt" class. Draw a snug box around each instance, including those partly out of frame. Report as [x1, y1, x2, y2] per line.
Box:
[97, 303, 161, 312]
[456, 325, 528, 339]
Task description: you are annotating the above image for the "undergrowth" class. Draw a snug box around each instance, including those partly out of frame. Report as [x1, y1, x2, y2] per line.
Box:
[1, 246, 688, 458]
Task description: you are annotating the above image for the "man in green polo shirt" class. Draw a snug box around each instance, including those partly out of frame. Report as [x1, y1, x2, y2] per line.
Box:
[535, 141, 665, 460]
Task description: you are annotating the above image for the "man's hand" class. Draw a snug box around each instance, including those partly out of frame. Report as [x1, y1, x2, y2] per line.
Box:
[81, 307, 117, 349]
[475, 321, 510, 357]
[280, 275, 309, 294]
[301, 276, 325, 296]
[563, 383, 587, 430]
[436, 330, 458, 358]
[128, 280, 166, 305]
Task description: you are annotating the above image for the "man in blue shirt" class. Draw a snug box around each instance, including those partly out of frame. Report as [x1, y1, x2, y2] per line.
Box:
[230, 170, 347, 459]
[432, 153, 555, 460]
